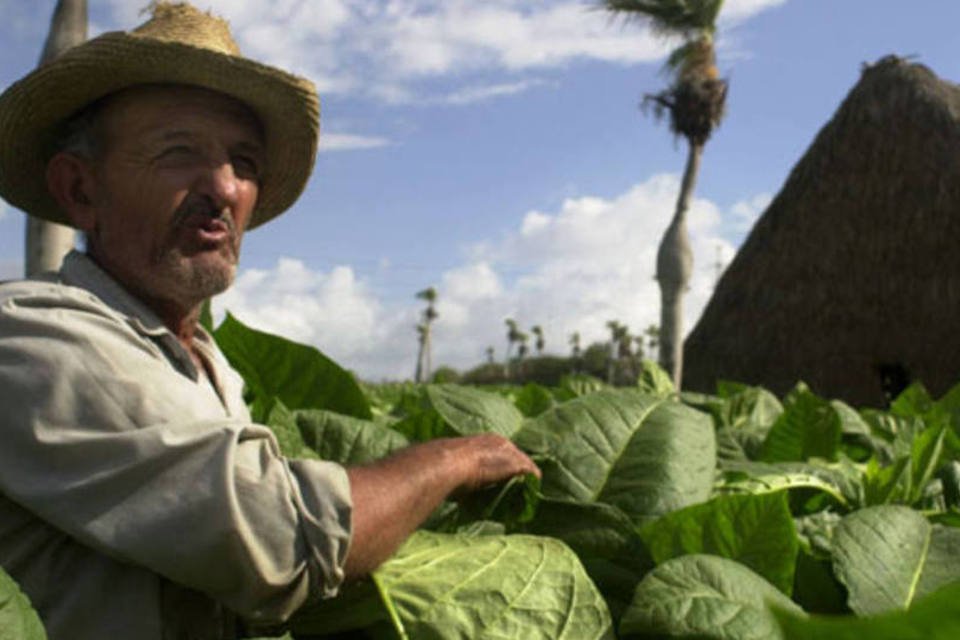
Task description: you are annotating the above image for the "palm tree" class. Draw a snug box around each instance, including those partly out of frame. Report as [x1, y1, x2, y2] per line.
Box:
[516, 332, 530, 364]
[26, 0, 86, 276]
[569, 331, 582, 359]
[531, 325, 545, 355]
[601, 0, 728, 389]
[606, 320, 624, 384]
[617, 325, 637, 381]
[414, 287, 438, 382]
[644, 324, 661, 361]
[485, 346, 495, 364]
[504, 318, 522, 378]
[414, 324, 427, 382]
[569, 331, 582, 374]
[633, 335, 647, 359]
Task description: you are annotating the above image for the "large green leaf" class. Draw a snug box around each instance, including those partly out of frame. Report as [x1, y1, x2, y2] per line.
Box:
[890, 382, 937, 419]
[714, 381, 784, 431]
[716, 460, 861, 509]
[362, 381, 421, 419]
[639, 491, 798, 595]
[715, 425, 769, 464]
[689, 383, 782, 463]
[514, 390, 715, 523]
[557, 374, 608, 399]
[0, 567, 46, 640]
[450, 474, 541, 530]
[512, 383, 557, 418]
[374, 532, 614, 639]
[831, 505, 960, 615]
[861, 423, 946, 506]
[213, 314, 371, 420]
[526, 499, 645, 567]
[619, 554, 804, 640]
[394, 384, 525, 442]
[777, 580, 960, 640]
[259, 399, 319, 460]
[426, 384, 525, 437]
[523, 498, 651, 620]
[636, 359, 674, 398]
[283, 407, 410, 465]
[760, 384, 842, 463]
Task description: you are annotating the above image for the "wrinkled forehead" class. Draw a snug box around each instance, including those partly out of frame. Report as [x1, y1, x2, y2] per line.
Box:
[94, 83, 266, 147]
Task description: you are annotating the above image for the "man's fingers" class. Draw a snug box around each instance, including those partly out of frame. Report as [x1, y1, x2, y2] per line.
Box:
[456, 434, 541, 490]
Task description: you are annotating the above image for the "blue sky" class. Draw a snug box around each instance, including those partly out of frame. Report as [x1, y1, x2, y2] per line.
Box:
[2, 0, 959, 379]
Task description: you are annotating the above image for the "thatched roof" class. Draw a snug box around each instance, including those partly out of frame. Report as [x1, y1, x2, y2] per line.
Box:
[683, 56, 960, 407]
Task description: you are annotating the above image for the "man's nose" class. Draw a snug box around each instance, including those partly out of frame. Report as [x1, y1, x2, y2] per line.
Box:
[196, 159, 240, 209]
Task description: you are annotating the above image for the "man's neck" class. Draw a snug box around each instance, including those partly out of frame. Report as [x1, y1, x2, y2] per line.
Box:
[84, 250, 204, 350]
[142, 295, 203, 347]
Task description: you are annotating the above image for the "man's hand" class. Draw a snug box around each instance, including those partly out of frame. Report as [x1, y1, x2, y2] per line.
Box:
[445, 433, 541, 494]
[343, 435, 539, 578]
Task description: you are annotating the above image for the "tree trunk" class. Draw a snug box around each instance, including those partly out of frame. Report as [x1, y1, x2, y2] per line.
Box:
[414, 340, 424, 383]
[607, 343, 616, 384]
[25, 0, 86, 277]
[656, 141, 701, 389]
[424, 327, 432, 382]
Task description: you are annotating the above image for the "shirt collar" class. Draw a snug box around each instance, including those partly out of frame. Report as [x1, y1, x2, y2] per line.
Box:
[59, 250, 172, 337]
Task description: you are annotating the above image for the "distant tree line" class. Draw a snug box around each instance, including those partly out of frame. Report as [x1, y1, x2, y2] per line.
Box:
[410, 288, 661, 387]
[430, 318, 661, 387]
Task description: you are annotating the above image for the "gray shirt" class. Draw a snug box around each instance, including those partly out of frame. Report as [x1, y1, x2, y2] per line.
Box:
[0, 251, 352, 639]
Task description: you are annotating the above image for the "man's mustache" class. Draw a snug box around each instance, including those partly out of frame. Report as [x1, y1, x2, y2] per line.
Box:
[171, 198, 237, 235]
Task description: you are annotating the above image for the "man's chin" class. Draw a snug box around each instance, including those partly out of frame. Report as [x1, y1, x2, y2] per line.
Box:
[160, 252, 237, 305]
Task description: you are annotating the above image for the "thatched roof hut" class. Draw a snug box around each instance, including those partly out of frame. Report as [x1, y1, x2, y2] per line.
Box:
[683, 56, 960, 407]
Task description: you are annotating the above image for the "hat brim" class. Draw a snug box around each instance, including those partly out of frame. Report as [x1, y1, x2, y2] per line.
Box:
[0, 31, 319, 230]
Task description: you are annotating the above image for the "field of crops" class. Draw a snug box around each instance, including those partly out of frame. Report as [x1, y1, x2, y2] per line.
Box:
[5, 314, 960, 639]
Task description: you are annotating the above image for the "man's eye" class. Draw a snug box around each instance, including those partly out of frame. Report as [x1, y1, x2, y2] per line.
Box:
[233, 155, 261, 179]
[158, 145, 196, 159]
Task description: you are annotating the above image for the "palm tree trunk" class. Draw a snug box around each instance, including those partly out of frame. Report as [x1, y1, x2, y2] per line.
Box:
[414, 345, 424, 383]
[607, 342, 616, 385]
[25, 0, 86, 277]
[424, 326, 432, 382]
[656, 141, 701, 389]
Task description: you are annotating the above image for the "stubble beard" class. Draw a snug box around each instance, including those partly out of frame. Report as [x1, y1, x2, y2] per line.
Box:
[153, 243, 238, 306]
[147, 198, 243, 311]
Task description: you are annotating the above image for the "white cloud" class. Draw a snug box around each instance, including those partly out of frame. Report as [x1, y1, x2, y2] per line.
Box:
[96, 0, 787, 103]
[441, 80, 546, 106]
[729, 192, 771, 233]
[321, 133, 391, 152]
[720, 0, 788, 26]
[218, 174, 760, 380]
[213, 257, 416, 378]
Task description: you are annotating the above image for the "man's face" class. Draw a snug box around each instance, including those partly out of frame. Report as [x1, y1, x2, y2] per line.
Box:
[81, 84, 264, 311]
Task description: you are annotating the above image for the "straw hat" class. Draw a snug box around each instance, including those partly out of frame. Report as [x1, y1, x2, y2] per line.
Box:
[0, 2, 319, 229]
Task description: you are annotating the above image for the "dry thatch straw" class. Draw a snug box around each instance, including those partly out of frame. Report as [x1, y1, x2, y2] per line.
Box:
[683, 56, 960, 407]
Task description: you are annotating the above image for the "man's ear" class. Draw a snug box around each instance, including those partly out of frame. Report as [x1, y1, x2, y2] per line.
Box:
[45, 152, 98, 232]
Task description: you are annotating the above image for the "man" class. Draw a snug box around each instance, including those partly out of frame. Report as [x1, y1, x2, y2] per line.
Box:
[0, 4, 539, 638]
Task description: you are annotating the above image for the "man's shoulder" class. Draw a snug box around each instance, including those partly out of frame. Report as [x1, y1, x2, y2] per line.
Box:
[0, 274, 115, 319]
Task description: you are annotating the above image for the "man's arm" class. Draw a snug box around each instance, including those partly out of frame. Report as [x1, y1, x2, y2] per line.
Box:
[344, 434, 540, 577]
[0, 286, 353, 620]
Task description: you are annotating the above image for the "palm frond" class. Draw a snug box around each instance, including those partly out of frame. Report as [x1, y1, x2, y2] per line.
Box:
[601, 0, 724, 35]
[664, 40, 696, 75]
[664, 35, 717, 81]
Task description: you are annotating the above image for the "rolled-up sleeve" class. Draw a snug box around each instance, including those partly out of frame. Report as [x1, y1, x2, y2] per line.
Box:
[0, 284, 352, 623]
